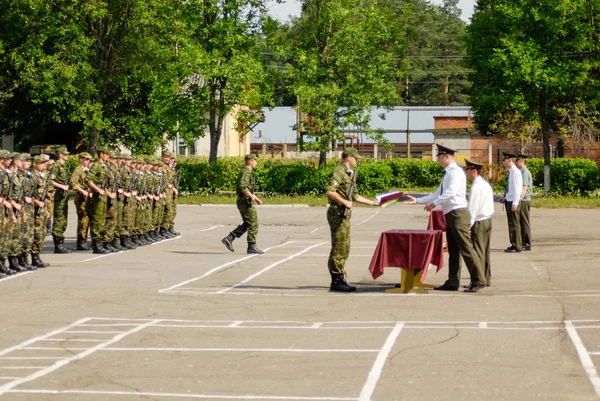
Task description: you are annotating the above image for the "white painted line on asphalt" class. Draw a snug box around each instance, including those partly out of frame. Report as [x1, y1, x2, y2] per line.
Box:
[181, 225, 224, 232]
[566, 320, 600, 397]
[159, 241, 295, 293]
[353, 211, 380, 227]
[63, 330, 124, 334]
[0, 319, 161, 396]
[479, 322, 488, 329]
[38, 339, 106, 342]
[0, 272, 34, 283]
[82, 254, 114, 262]
[9, 389, 357, 400]
[150, 235, 182, 246]
[101, 347, 379, 353]
[359, 322, 405, 401]
[0, 318, 91, 357]
[217, 242, 328, 294]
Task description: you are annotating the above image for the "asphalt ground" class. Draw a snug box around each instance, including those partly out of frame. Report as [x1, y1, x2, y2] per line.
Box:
[0, 200, 599, 401]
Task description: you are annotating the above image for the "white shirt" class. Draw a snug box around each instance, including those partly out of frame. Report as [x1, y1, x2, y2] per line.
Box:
[468, 176, 494, 228]
[505, 164, 523, 206]
[417, 162, 468, 215]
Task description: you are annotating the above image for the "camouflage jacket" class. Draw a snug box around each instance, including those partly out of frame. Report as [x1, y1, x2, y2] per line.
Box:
[326, 163, 359, 205]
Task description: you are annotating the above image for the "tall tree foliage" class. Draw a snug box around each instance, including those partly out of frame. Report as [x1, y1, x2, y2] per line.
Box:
[152, 0, 273, 165]
[466, 0, 600, 190]
[282, 0, 407, 166]
[0, 0, 174, 154]
[401, 0, 471, 105]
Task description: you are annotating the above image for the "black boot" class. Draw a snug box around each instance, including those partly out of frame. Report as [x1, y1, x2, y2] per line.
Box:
[19, 254, 35, 271]
[329, 274, 357, 292]
[111, 239, 126, 251]
[168, 228, 180, 236]
[76, 238, 91, 251]
[121, 236, 134, 250]
[104, 241, 118, 252]
[247, 243, 264, 255]
[0, 258, 15, 275]
[131, 235, 142, 246]
[126, 236, 137, 249]
[9, 256, 26, 272]
[221, 233, 235, 252]
[92, 239, 110, 255]
[31, 253, 50, 268]
[53, 237, 72, 254]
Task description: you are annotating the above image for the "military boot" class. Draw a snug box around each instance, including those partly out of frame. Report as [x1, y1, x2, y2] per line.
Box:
[0, 258, 15, 275]
[168, 228, 180, 237]
[221, 234, 235, 252]
[31, 253, 50, 268]
[247, 243, 264, 255]
[111, 239, 126, 251]
[76, 238, 91, 251]
[19, 254, 35, 271]
[329, 274, 356, 292]
[92, 239, 110, 255]
[121, 236, 134, 250]
[53, 237, 72, 254]
[159, 228, 170, 239]
[9, 256, 26, 273]
[104, 241, 118, 252]
[131, 235, 142, 246]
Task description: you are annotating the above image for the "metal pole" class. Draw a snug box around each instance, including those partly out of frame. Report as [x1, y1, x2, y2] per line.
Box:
[406, 109, 411, 159]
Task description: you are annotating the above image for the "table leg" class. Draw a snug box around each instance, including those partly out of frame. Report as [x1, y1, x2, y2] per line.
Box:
[385, 268, 436, 293]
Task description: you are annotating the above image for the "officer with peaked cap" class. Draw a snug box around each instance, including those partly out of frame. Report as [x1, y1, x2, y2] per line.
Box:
[500, 151, 523, 252]
[404, 144, 487, 292]
[515, 153, 532, 250]
[465, 159, 494, 286]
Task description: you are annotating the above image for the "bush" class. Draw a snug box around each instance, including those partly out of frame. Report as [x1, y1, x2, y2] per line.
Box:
[527, 158, 600, 194]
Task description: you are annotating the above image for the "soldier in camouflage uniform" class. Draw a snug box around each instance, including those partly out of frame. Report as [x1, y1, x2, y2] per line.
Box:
[221, 154, 264, 255]
[51, 146, 72, 253]
[45, 159, 55, 236]
[118, 155, 136, 249]
[161, 151, 179, 237]
[70, 152, 93, 250]
[5, 153, 28, 272]
[18, 153, 36, 270]
[87, 148, 112, 254]
[326, 148, 380, 292]
[103, 154, 122, 252]
[31, 155, 52, 268]
[0, 149, 15, 276]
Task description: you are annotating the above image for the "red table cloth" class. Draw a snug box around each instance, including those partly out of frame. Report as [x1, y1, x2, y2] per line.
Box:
[427, 210, 446, 232]
[368, 229, 445, 282]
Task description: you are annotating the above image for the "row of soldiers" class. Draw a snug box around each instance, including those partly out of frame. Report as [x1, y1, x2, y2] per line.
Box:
[0, 147, 180, 277]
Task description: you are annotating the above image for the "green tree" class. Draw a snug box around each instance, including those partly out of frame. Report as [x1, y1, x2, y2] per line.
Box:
[401, 0, 471, 106]
[152, 0, 273, 165]
[466, 0, 600, 191]
[0, 0, 174, 154]
[283, 0, 407, 166]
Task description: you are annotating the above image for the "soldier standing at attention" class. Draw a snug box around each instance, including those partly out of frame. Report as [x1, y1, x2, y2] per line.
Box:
[31, 155, 51, 268]
[326, 148, 380, 292]
[404, 145, 487, 293]
[18, 154, 36, 270]
[465, 159, 494, 286]
[516, 154, 532, 251]
[45, 159, 55, 236]
[51, 146, 72, 253]
[87, 148, 111, 254]
[221, 154, 264, 255]
[500, 152, 523, 253]
[70, 152, 93, 250]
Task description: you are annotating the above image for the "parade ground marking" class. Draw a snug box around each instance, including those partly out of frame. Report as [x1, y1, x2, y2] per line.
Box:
[0, 272, 34, 283]
[2, 318, 600, 399]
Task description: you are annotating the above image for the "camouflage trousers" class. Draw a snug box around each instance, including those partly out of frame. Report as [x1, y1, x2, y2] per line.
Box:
[105, 198, 117, 242]
[327, 205, 351, 276]
[162, 190, 174, 230]
[8, 210, 22, 257]
[0, 209, 9, 257]
[51, 190, 69, 240]
[121, 198, 134, 236]
[88, 195, 107, 241]
[144, 200, 153, 232]
[117, 197, 128, 237]
[32, 206, 49, 253]
[153, 200, 165, 231]
[74, 193, 90, 242]
[231, 199, 258, 244]
[21, 204, 35, 254]
[46, 197, 54, 231]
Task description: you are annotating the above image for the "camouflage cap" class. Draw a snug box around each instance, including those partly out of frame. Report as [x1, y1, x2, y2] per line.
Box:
[20, 153, 32, 161]
[162, 150, 175, 157]
[120, 154, 132, 160]
[33, 155, 49, 163]
[79, 152, 92, 160]
[39, 154, 51, 161]
[97, 147, 113, 156]
[342, 147, 362, 160]
[56, 145, 70, 155]
[10, 152, 21, 160]
[244, 153, 257, 162]
[0, 150, 11, 159]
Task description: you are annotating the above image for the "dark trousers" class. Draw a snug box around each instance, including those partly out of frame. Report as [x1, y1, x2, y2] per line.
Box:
[471, 218, 492, 286]
[231, 198, 258, 244]
[444, 208, 486, 287]
[519, 201, 532, 247]
[505, 201, 522, 250]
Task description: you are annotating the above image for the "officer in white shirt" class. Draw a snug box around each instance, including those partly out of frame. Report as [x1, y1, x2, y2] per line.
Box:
[465, 159, 494, 286]
[500, 152, 523, 252]
[404, 145, 486, 293]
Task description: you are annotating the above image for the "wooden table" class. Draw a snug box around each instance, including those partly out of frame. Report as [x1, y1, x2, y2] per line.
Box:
[368, 229, 445, 293]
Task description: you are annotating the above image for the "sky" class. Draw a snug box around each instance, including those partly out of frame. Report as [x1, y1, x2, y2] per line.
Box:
[266, 0, 477, 23]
